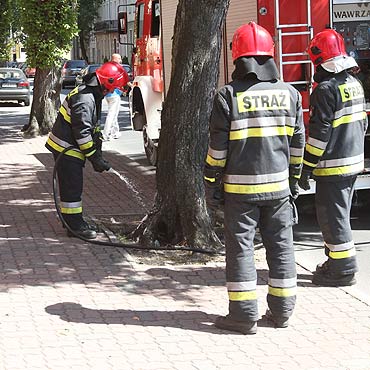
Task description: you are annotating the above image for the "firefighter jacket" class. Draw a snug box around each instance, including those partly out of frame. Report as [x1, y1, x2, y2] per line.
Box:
[302, 69, 367, 181]
[45, 74, 104, 163]
[204, 65, 305, 202]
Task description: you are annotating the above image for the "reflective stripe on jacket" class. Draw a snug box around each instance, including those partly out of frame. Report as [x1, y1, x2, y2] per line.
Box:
[205, 78, 305, 202]
[45, 84, 103, 163]
[303, 71, 367, 180]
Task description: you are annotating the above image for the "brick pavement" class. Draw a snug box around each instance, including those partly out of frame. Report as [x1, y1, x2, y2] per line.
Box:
[0, 115, 370, 370]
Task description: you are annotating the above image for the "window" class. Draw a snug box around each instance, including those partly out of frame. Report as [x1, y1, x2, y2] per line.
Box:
[151, 0, 160, 37]
[137, 3, 144, 39]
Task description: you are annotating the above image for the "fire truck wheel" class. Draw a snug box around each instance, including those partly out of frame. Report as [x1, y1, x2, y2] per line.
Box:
[143, 126, 158, 166]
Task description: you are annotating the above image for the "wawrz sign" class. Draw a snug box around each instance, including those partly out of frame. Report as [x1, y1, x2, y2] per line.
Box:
[333, 3, 370, 22]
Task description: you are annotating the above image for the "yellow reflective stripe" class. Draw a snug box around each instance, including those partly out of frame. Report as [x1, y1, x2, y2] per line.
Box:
[60, 105, 71, 123]
[228, 291, 257, 301]
[68, 86, 79, 97]
[313, 162, 363, 176]
[206, 154, 226, 167]
[290, 156, 303, 165]
[224, 179, 288, 194]
[46, 138, 85, 160]
[204, 176, 216, 183]
[80, 141, 94, 151]
[332, 111, 367, 128]
[61, 206, 83, 214]
[329, 248, 356, 260]
[306, 143, 325, 157]
[303, 159, 317, 168]
[85, 149, 96, 158]
[229, 126, 294, 140]
[268, 286, 296, 298]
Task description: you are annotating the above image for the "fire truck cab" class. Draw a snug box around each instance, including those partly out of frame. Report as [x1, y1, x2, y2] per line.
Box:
[126, 0, 370, 195]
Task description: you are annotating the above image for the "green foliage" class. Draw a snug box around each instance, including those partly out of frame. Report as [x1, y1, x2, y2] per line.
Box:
[0, 0, 11, 62]
[19, 0, 79, 68]
[77, 0, 103, 60]
[78, 0, 103, 37]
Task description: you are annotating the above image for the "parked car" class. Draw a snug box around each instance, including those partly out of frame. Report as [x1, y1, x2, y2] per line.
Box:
[61, 59, 88, 88]
[0, 67, 30, 106]
[121, 64, 133, 82]
[75, 64, 102, 86]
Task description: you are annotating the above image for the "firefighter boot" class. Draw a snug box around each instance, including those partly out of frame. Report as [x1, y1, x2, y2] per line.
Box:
[315, 259, 330, 274]
[312, 259, 356, 287]
[215, 315, 257, 335]
[265, 309, 289, 328]
[312, 270, 356, 287]
[67, 222, 97, 240]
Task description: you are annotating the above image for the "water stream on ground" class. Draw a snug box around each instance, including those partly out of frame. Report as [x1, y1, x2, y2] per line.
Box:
[107, 167, 148, 211]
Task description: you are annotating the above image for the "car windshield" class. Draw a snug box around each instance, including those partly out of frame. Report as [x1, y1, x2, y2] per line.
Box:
[122, 65, 132, 73]
[0, 69, 23, 79]
[89, 65, 101, 73]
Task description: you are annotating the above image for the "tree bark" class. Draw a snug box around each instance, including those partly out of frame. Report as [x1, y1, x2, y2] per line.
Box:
[23, 67, 62, 137]
[136, 0, 230, 252]
[79, 31, 89, 64]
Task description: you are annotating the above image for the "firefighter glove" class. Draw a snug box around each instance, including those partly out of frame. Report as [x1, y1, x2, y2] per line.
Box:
[204, 166, 224, 209]
[298, 171, 311, 191]
[89, 151, 111, 173]
[204, 181, 224, 210]
[93, 130, 103, 152]
[289, 177, 300, 200]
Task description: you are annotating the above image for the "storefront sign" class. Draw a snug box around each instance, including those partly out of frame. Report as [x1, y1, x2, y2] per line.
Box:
[333, 3, 370, 22]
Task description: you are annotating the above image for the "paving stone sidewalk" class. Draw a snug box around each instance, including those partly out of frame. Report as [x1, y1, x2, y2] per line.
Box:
[0, 118, 369, 370]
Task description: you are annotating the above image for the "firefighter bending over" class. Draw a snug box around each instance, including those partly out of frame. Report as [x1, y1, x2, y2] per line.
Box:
[46, 62, 129, 239]
[299, 29, 367, 287]
[204, 22, 305, 335]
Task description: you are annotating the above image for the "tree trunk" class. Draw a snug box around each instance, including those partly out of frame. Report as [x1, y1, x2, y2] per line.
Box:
[79, 31, 89, 64]
[136, 0, 230, 252]
[23, 67, 62, 137]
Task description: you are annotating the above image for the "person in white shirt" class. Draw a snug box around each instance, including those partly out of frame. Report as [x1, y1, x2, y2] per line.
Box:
[102, 53, 123, 141]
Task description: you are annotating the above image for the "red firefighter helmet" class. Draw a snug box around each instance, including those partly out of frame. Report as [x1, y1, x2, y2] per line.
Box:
[307, 29, 347, 66]
[96, 62, 129, 93]
[232, 22, 274, 61]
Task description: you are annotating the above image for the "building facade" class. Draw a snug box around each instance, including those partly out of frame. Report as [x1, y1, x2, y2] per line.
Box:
[88, 0, 135, 64]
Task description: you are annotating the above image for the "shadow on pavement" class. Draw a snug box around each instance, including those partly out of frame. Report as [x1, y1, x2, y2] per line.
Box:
[0, 109, 30, 145]
[45, 302, 280, 333]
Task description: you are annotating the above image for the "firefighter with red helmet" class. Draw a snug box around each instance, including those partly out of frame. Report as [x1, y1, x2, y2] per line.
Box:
[299, 29, 367, 286]
[204, 22, 305, 334]
[46, 61, 129, 239]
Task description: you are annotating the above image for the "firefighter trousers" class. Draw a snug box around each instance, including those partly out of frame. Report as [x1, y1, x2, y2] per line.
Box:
[315, 177, 358, 275]
[224, 195, 296, 322]
[54, 154, 85, 230]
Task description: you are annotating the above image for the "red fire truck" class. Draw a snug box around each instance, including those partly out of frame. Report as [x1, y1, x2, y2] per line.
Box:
[122, 0, 370, 194]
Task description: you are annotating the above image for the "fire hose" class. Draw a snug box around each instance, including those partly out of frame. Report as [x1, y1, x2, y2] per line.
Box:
[52, 147, 223, 255]
[53, 148, 370, 254]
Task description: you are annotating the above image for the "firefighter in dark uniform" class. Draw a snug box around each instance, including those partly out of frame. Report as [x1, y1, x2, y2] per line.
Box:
[299, 29, 367, 286]
[204, 22, 305, 335]
[46, 62, 129, 239]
